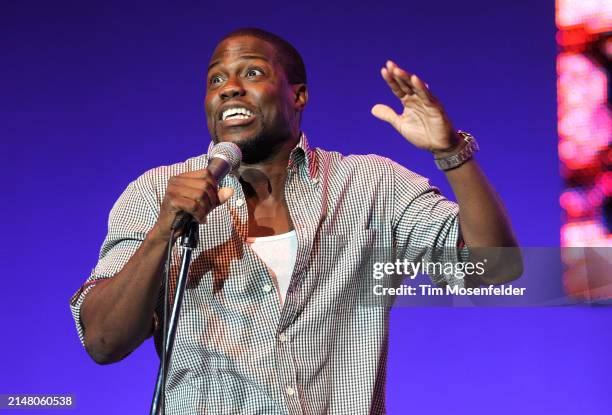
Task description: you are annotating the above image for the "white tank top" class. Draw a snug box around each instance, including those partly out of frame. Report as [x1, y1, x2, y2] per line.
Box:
[246, 230, 298, 305]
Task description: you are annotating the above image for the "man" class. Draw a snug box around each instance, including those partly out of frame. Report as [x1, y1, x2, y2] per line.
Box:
[70, 28, 520, 414]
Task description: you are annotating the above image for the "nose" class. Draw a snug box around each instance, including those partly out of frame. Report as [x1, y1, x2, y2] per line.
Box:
[220, 77, 245, 100]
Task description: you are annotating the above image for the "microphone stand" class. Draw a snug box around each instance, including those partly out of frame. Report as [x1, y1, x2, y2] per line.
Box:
[149, 219, 199, 415]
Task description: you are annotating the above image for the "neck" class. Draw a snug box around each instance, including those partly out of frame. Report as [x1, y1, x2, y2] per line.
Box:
[238, 135, 299, 200]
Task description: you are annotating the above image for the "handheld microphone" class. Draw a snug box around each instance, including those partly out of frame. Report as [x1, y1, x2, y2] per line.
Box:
[171, 142, 242, 230]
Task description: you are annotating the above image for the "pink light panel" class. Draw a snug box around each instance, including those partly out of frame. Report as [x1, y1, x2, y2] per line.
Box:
[557, 0, 612, 299]
[557, 1, 612, 248]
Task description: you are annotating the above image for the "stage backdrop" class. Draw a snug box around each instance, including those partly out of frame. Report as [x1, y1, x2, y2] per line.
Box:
[2, 1, 610, 414]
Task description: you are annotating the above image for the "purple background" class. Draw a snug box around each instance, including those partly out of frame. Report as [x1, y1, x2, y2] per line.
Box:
[2, 1, 611, 414]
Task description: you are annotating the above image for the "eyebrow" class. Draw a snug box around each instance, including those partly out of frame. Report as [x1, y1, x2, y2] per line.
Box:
[207, 55, 271, 72]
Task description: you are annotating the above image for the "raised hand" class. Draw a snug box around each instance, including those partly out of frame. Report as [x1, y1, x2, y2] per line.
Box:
[371, 60, 460, 155]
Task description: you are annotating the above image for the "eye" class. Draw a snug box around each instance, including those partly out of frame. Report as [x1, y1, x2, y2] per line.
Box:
[246, 68, 264, 78]
[209, 74, 223, 85]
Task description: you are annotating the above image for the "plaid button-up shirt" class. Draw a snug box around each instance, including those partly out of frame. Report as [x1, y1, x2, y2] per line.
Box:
[70, 134, 465, 414]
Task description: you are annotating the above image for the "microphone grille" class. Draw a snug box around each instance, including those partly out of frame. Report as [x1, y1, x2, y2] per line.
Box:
[208, 142, 242, 170]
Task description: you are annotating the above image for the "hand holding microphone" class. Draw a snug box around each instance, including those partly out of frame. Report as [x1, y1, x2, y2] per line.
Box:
[151, 142, 242, 241]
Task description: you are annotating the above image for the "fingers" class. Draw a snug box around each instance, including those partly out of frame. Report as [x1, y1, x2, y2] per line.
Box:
[386, 60, 415, 97]
[165, 192, 209, 223]
[201, 181, 221, 208]
[218, 187, 234, 205]
[381, 60, 433, 102]
[168, 176, 217, 203]
[155, 169, 237, 237]
[371, 104, 400, 128]
[408, 72, 434, 102]
[381, 67, 405, 99]
[178, 168, 218, 179]
[163, 174, 223, 224]
[169, 176, 217, 192]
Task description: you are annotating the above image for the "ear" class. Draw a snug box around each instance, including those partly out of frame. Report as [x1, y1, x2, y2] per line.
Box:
[292, 84, 308, 111]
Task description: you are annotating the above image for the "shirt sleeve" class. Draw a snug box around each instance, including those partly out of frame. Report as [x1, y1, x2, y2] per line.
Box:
[69, 180, 158, 345]
[390, 161, 469, 287]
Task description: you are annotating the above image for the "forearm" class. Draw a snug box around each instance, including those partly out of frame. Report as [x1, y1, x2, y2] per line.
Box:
[442, 158, 522, 283]
[444, 158, 517, 248]
[81, 226, 170, 364]
[369, 60, 520, 280]
[79, 167, 234, 364]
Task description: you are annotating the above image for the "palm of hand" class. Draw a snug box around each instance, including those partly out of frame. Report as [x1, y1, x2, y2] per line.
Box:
[372, 60, 457, 153]
[394, 94, 452, 151]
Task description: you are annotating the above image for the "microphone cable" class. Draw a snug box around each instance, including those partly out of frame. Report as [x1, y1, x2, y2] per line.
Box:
[159, 227, 176, 415]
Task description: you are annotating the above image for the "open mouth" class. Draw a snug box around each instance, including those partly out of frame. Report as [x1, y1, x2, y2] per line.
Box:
[219, 106, 256, 126]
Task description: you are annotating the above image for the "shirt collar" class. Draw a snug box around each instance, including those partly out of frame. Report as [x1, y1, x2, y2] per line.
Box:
[206, 132, 317, 182]
[288, 132, 317, 181]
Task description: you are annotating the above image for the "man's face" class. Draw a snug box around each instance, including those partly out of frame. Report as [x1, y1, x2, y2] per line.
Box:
[205, 35, 305, 162]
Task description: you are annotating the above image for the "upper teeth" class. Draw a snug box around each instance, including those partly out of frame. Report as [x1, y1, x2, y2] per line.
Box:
[222, 107, 254, 121]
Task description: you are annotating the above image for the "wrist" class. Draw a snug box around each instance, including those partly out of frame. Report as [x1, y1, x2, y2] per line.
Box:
[431, 131, 465, 158]
[146, 223, 174, 245]
[433, 130, 479, 171]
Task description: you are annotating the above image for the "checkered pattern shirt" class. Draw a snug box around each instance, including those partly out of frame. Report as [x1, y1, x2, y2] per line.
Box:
[70, 133, 465, 414]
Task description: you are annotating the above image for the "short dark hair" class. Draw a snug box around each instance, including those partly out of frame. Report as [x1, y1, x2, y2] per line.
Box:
[219, 27, 307, 85]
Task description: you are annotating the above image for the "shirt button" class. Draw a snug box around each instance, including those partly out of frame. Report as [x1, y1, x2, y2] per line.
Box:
[312, 178, 319, 184]
[285, 386, 296, 397]
[279, 333, 288, 343]
[235, 198, 245, 207]
[262, 284, 272, 293]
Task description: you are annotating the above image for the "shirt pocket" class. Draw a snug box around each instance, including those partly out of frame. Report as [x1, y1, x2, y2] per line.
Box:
[308, 229, 381, 296]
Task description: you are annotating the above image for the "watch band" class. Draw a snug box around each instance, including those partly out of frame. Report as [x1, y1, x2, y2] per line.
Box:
[434, 130, 479, 171]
